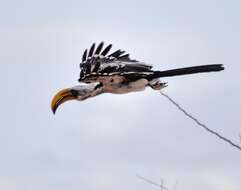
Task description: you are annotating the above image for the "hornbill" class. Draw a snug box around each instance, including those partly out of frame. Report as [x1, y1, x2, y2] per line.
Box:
[51, 42, 224, 114]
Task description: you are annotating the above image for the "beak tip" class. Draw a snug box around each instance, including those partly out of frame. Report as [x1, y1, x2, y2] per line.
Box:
[51, 88, 75, 115]
[51, 106, 56, 115]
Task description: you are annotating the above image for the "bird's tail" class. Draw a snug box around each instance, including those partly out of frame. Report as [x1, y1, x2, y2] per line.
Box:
[152, 64, 224, 79]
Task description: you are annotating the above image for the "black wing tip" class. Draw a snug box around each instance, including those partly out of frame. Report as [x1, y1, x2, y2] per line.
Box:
[88, 43, 96, 57]
[81, 41, 131, 62]
[95, 41, 104, 55]
[82, 49, 88, 62]
[101, 43, 112, 56]
[108, 49, 125, 58]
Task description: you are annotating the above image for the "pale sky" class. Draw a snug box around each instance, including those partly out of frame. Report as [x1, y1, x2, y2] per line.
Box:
[0, 0, 241, 190]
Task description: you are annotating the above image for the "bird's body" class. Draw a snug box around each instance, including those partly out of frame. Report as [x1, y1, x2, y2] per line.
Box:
[51, 42, 224, 114]
[78, 42, 223, 94]
[82, 75, 165, 94]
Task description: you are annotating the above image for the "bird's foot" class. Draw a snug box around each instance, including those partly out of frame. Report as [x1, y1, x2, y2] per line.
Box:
[149, 80, 168, 90]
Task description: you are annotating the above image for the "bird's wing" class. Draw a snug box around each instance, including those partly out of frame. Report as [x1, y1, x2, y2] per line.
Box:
[79, 42, 153, 81]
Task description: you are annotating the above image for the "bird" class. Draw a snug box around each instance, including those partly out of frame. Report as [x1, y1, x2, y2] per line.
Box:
[51, 42, 224, 114]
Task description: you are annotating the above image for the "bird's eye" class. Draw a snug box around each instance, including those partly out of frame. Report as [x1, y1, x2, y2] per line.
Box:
[70, 89, 78, 97]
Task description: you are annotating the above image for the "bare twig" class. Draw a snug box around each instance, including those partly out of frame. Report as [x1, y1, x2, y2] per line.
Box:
[160, 91, 241, 151]
[136, 175, 169, 190]
[160, 179, 164, 190]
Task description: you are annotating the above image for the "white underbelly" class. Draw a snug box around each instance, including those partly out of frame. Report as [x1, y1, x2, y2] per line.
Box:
[104, 78, 149, 94]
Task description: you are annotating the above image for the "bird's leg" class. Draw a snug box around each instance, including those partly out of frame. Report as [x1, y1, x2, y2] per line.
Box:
[149, 79, 168, 90]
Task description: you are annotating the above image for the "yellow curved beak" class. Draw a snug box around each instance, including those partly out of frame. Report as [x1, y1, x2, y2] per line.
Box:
[51, 88, 76, 114]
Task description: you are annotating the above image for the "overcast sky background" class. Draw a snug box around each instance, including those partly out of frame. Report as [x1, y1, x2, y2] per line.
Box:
[1, 0, 241, 190]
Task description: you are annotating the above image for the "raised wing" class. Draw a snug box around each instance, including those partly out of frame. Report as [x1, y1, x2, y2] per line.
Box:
[79, 42, 153, 82]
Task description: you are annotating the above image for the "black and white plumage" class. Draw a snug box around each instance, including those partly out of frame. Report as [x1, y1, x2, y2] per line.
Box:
[78, 42, 224, 94]
[51, 42, 224, 114]
[79, 42, 147, 82]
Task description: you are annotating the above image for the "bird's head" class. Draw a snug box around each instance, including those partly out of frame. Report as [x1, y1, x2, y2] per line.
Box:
[51, 82, 103, 114]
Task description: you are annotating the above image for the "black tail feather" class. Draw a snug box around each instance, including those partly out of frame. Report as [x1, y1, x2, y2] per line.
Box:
[152, 64, 224, 78]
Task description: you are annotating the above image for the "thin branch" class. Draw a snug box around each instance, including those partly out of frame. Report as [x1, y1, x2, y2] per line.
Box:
[160, 179, 164, 190]
[160, 91, 241, 151]
[136, 175, 169, 190]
